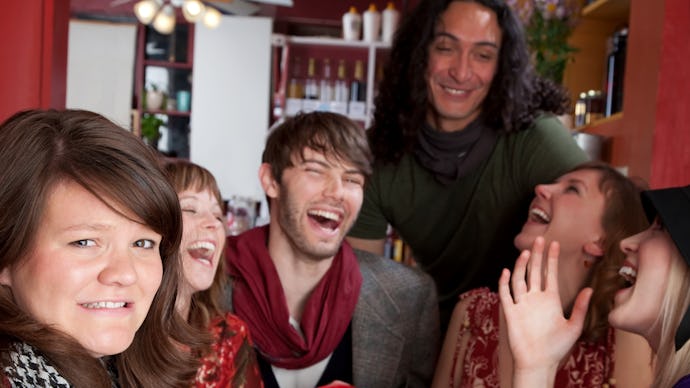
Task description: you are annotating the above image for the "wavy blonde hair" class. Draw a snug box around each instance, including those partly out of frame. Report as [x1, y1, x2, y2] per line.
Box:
[651, 252, 690, 387]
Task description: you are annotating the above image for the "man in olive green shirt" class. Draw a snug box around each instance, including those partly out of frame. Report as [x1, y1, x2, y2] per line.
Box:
[347, 0, 588, 326]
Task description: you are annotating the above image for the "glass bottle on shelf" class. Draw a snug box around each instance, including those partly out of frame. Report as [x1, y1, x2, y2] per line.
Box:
[604, 27, 628, 117]
[334, 60, 350, 103]
[285, 56, 305, 117]
[348, 60, 367, 120]
[575, 92, 587, 127]
[304, 57, 319, 100]
[330, 59, 350, 116]
[287, 56, 305, 99]
[319, 59, 334, 102]
[302, 57, 321, 113]
[350, 60, 366, 102]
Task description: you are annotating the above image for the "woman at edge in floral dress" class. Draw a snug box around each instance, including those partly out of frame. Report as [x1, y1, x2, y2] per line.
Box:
[432, 162, 653, 388]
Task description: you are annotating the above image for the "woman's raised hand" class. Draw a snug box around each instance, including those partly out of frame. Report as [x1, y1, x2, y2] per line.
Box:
[498, 237, 593, 386]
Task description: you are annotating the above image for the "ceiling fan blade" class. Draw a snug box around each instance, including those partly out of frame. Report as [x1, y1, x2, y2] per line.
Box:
[109, 0, 135, 7]
[248, 0, 293, 5]
[204, 0, 261, 16]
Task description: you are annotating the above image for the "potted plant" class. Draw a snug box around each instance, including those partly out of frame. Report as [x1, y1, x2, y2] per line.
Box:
[141, 113, 164, 148]
[144, 83, 166, 111]
[507, 0, 581, 84]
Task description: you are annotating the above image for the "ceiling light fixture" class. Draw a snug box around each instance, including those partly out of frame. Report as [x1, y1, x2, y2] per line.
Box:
[133, 0, 162, 24]
[152, 4, 176, 34]
[182, 0, 206, 22]
[202, 6, 222, 29]
[134, 0, 222, 35]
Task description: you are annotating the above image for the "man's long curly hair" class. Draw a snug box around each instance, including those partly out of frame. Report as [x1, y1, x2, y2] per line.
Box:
[370, 0, 570, 163]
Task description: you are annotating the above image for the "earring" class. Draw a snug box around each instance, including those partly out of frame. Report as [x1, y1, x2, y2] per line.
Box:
[584, 259, 593, 269]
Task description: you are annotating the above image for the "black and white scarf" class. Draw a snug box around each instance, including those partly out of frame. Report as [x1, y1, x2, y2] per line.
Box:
[3, 342, 71, 387]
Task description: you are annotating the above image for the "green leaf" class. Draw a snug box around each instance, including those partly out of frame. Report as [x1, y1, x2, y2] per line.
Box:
[524, 8, 579, 83]
[141, 114, 164, 140]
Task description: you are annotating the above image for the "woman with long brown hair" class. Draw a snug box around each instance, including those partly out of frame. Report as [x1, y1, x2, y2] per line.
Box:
[433, 162, 653, 388]
[0, 109, 207, 387]
[501, 183, 690, 388]
[165, 159, 263, 387]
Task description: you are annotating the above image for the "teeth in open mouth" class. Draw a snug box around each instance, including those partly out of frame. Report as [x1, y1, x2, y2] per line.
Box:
[82, 301, 126, 309]
[530, 208, 551, 223]
[618, 266, 637, 285]
[443, 86, 466, 95]
[189, 241, 215, 253]
[308, 210, 340, 222]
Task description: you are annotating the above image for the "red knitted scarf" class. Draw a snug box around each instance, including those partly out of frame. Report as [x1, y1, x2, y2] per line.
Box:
[226, 226, 362, 369]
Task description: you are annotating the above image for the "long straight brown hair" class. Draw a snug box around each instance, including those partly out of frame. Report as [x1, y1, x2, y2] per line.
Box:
[164, 159, 228, 331]
[0, 109, 209, 387]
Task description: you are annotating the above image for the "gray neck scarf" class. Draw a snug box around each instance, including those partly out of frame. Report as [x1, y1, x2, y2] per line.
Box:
[414, 119, 497, 184]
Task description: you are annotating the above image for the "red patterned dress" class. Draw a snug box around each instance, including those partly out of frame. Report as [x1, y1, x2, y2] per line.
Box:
[195, 312, 264, 388]
[451, 288, 617, 388]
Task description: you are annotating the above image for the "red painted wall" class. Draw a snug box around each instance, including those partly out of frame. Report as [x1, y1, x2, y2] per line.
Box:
[0, 0, 69, 122]
[649, 0, 690, 188]
[617, 0, 664, 183]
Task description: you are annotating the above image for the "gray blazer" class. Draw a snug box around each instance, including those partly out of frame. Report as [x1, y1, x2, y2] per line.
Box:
[352, 249, 440, 388]
[227, 249, 440, 388]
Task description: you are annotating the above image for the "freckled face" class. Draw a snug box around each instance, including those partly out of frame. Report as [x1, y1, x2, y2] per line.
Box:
[514, 170, 606, 257]
[514, 169, 606, 310]
[0, 180, 163, 357]
[426, 1, 501, 132]
[178, 188, 225, 296]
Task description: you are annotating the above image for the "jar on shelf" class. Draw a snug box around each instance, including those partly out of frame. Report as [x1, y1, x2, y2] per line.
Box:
[362, 4, 381, 42]
[381, 2, 400, 43]
[342, 7, 362, 41]
[146, 87, 165, 110]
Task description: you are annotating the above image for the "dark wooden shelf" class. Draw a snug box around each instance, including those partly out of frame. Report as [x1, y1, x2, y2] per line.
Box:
[576, 112, 623, 134]
[582, 0, 630, 21]
[143, 109, 191, 117]
[134, 23, 195, 157]
[143, 60, 193, 70]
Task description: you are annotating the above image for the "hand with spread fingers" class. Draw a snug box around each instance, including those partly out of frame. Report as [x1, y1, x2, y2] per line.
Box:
[498, 236, 593, 387]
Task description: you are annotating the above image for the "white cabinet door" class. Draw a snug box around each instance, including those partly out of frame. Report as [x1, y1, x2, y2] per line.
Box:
[191, 16, 272, 201]
[66, 20, 136, 129]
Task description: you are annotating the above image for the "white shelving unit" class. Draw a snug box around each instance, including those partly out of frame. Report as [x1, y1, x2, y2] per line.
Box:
[271, 34, 391, 128]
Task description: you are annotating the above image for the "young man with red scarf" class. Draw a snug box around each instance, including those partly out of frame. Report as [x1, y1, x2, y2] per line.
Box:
[226, 112, 440, 388]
